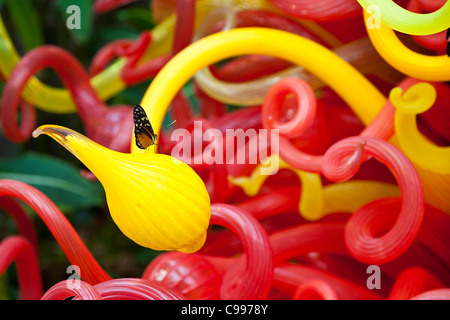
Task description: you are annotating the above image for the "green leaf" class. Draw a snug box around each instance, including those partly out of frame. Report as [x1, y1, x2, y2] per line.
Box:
[0, 152, 105, 212]
[117, 8, 155, 30]
[4, 0, 44, 51]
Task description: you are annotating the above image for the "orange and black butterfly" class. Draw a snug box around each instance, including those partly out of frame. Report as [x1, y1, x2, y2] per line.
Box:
[133, 105, 158, 150]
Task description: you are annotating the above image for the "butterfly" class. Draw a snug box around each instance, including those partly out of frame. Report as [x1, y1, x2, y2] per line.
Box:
[133, 105, 158, 150]
[447, 28, 450, 57]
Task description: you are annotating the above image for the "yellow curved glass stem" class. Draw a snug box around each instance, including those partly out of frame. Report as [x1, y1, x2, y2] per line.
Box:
[322, 181, 400, 215]
[358, 0, 450, 35]
[194, 37, 401, 106]
[229, 155, 324, 221]
[391, 83, 450, 174]
[363, 10, 450, 82]
[136, 27, 386, 155]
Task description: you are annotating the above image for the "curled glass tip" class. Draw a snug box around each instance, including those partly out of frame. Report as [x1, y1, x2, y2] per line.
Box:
[390, 83, 437, 115]
[345, 140, 366, 167]
[31, 124, 108, 174]
[32, 125, 78, 153]
[33, 125, 71, 140]
[32, 124, 99, 146]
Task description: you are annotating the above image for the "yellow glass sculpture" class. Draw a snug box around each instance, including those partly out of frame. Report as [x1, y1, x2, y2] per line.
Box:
[33, 125, 211, 253]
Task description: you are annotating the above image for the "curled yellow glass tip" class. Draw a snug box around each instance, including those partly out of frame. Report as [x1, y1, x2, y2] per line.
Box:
[389, 83, 437, 115]
[33, 125, 211, 253]
[390, 84, 450, 174]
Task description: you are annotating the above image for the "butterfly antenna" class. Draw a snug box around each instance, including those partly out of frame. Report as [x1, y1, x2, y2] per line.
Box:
[166, 119, 177, 128]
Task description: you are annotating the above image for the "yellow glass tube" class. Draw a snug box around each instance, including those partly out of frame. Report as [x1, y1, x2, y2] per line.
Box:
[391, 83, 450, 174]
[358, 0, 450, 35]
[363, 10, 450, 82]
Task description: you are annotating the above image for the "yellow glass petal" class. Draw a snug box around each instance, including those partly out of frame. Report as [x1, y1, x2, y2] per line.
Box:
[33, 125, 211, 253]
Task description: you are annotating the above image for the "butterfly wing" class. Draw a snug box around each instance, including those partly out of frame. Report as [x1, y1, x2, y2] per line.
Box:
[133, 105, 157, 149]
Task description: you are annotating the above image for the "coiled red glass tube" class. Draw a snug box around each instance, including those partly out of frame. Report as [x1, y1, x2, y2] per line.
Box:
[1, 46, 133, 152]
[263, 77, 426, 174]
[42, 278, 185, 300]
[89, 39, 134, 76]
[119, 32, 171, 85]
[0, 180, 111, 285]
[322, 137, 424, 264]
[274, 264, 382, 299]
[388, 267, 446, 300]
[262, 77, 321, 172]
[356, 197, 450, 267]
[117, 0, 195, 86]
[93, 278, 185, 300]
[0, 197, 38, 248]
[41, 280, 103, 300]
[293, 280, 338, 300]
[0, 235, 42, 300]
[210, 204, 273, 300]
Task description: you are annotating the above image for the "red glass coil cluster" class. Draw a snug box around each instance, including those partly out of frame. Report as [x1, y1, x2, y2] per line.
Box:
[0, 0, 449, 300]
